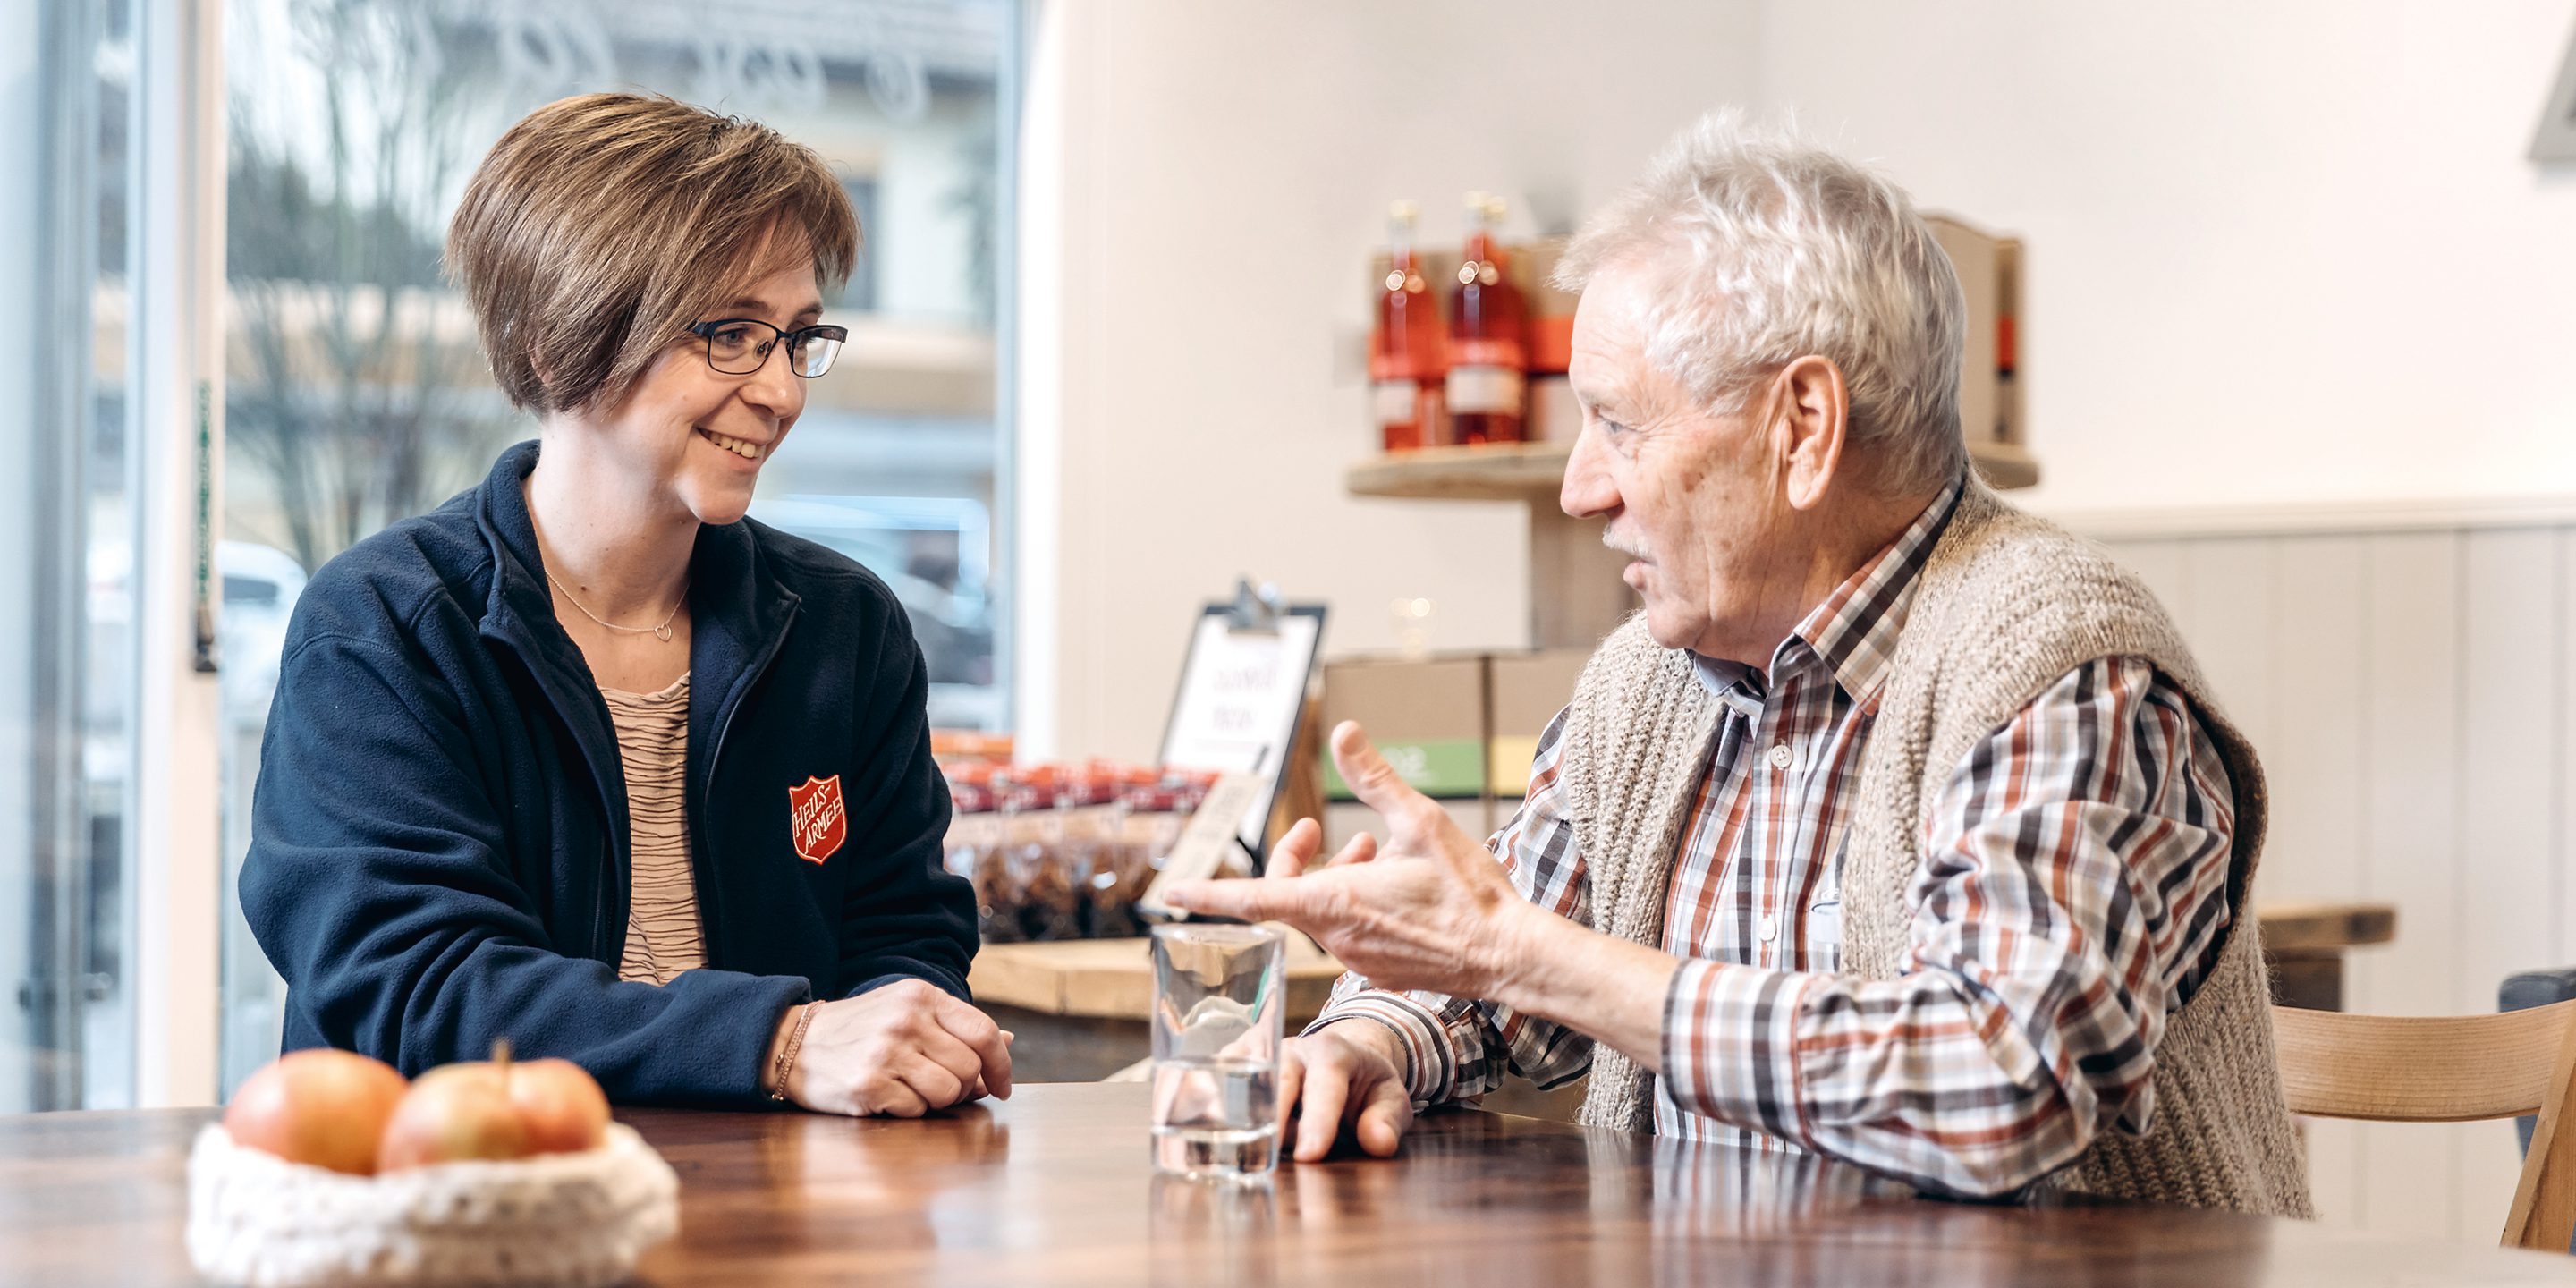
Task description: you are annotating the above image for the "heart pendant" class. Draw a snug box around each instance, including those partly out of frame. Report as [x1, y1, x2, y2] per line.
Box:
[654, 625, 674, 642]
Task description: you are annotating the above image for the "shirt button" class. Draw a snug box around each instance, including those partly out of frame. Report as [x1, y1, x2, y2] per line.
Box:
[1759, 913, 1779, 943]
[1767, 743, 1792, 770]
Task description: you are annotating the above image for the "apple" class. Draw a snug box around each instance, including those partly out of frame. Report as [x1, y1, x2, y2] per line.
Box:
[373, 1044, 614, 1170]
[504, 1058, 611, 1155]
[408, 1060, 506, 1096]
[376, 1068, 530, 1172]
[223, 1049, 410, 1175]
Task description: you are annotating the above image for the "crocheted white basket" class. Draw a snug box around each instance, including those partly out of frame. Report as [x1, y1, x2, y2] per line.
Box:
[185, 1123, 679, 1288]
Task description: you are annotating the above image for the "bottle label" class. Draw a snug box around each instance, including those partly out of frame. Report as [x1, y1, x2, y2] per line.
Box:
[1367, 349, 1426, 384]
[1447, 336, 1524, 370]
[1446, 366, 1525, 416]
[1371, 380, 1421, 427]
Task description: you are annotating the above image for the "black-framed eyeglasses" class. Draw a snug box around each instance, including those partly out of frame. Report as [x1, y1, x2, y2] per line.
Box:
[687, 318, 850, 378]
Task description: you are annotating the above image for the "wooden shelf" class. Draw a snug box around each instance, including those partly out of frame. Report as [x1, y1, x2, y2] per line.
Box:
[1346, 438, 2040, 501]
[1346, 443, 1579, 501]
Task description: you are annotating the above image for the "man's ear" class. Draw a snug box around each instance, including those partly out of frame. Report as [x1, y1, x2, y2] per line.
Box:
[1772, 355, 1849, 511]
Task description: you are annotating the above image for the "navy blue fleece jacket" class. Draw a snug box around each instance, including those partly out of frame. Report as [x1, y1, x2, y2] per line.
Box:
[239, 441, 973, 1106]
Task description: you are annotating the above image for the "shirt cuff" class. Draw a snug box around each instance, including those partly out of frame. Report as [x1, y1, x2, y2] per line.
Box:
[1306, 991, 1454, 1106]
[1661, 957, 1818, 1148]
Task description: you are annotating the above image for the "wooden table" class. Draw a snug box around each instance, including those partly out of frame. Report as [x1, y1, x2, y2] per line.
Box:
[2259, 901, 2398, 1013]
[979, 901, 2401, 1085]
[8, 1082, 2572, 1286]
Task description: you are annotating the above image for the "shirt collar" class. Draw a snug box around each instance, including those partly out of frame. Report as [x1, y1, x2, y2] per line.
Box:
[1690, 653, 1767, 721]
[1776, 472, 1965, 706]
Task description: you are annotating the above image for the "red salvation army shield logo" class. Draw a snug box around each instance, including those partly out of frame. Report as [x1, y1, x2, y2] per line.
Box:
[787, 775, 848, 865]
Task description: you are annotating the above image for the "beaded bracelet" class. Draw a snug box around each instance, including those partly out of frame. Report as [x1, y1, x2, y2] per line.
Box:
[768, 1002, 818, 1103]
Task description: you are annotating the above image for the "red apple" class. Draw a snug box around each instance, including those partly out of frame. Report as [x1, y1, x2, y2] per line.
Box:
[505, 1058, 611, 1155]
[222, 1049, 410, 1175]
[375, 1069, 531, 1172]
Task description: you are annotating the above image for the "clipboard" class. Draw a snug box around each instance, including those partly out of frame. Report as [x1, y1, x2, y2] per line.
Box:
[1153, 580, 1326, 869]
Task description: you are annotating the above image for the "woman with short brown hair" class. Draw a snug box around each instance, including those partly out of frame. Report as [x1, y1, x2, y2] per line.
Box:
[240, 93, 1008, 1117]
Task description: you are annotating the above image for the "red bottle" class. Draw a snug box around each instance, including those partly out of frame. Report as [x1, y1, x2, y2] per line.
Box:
[1445, 192, 1526, 445]
[1369, 200, 1446, 452]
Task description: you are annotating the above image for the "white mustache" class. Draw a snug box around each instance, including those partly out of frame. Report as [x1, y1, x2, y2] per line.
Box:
[1601, 529, 1650, 562]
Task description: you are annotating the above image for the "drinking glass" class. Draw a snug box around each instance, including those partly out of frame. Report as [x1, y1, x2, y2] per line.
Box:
[1148, 924, 1285, 1178]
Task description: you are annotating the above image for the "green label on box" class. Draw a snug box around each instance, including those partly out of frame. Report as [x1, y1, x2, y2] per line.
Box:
[1322, 738, 1486, 801]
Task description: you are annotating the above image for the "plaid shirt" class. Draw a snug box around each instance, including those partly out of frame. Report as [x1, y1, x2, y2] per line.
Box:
[1310, 478, 2241, 1197]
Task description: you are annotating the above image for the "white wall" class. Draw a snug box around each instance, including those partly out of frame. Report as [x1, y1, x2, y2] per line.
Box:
[1021, 0, 1766, 758]
[1020, 2, 2576, 1237]
[1024, 0, 2576, 753]
[1753, 0, 2576, 515]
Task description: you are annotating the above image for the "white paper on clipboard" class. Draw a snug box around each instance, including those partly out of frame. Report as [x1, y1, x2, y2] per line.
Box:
[1157, 605, 1324, 860]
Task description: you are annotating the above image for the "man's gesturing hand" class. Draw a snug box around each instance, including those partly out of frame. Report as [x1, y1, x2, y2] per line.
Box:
[779, 979, 1015, 1117]
[1276, 1022, 1414, 1162]
[1160, 720, 1539, 1002]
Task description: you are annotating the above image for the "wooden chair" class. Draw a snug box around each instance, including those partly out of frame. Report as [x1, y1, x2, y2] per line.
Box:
[2273, 999, 2576, 1250]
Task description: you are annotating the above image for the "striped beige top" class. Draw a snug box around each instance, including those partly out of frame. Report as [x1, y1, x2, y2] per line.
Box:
[603, 674, 707, 985]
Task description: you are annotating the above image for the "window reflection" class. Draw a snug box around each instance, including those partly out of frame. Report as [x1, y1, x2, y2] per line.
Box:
[216, 0, 1020, 1096]
[2, 0, 142, 1113]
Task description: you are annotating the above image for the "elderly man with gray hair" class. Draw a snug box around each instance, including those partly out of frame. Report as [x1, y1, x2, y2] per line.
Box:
[1165, 114, 2312, 1215]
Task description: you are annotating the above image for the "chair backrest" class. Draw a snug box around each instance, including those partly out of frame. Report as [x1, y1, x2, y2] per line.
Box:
[2273, 1000, 2576, 1251]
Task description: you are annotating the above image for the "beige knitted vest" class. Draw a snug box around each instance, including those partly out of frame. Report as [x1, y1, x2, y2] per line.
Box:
[1559, 481, 2314, 1216]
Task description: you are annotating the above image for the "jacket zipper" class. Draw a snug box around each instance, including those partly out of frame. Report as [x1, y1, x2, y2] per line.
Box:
[490, 639, 631, 961]
[691, 596, 802, 965]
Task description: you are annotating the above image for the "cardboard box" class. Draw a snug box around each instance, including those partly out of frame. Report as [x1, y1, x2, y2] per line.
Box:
[1924, 214, 2025, 450]
[1995, 238, 2023, 449]
[1314, 645, 1600, 847]
[1323, 798, 1494, 855]
[1318, 656, 1487, 802]
[1318, 654, 1491, 853]
[1486, 648, 1590, 797]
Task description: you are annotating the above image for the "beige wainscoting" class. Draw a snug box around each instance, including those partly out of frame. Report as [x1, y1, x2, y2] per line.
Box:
[2077, 500, 2576, 1241]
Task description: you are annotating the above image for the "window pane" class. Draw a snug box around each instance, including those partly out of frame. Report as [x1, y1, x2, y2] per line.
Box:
[0, 0, 142, 1112]
[216, 0, 1020, 1095]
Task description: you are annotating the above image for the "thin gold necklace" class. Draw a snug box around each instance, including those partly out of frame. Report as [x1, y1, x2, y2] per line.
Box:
[545, 569, 690, 643]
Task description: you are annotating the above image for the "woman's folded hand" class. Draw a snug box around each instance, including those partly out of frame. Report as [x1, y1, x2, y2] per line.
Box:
[779, 980, 1015, 1116]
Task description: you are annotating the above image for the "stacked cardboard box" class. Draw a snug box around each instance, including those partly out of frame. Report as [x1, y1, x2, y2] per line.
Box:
[1485, 649, 1590, 798]
[1317, 648, 1592, 850]
[1318, 655, 1492, 847]
[1924, 214, 2026, 453]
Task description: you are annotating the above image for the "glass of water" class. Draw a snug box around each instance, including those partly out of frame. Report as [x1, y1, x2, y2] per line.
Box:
[1149, 924, 1284, 1179]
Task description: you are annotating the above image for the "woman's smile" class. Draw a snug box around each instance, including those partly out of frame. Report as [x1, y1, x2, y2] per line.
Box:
[695, 425, 769, 462]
